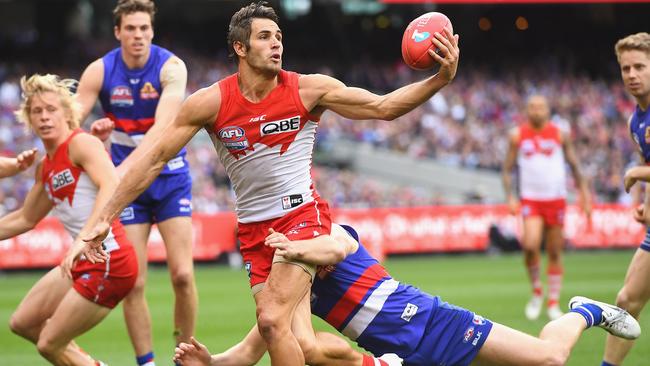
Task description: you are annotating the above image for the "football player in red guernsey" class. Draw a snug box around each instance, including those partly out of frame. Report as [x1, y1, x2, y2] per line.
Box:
[1, 74, 137, 366]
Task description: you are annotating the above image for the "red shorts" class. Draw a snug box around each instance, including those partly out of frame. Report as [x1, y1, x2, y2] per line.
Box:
[238, 198, 332, 288]
[520, 198, 566, 227]
[72, 240, 137, 309]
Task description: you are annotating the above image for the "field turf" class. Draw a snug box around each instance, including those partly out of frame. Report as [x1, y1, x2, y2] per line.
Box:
[1, 250, 648, 365]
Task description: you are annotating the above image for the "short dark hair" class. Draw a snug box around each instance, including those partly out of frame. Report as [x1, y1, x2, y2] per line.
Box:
[227, 1, 280, 63]
[113, 0, 156, 28]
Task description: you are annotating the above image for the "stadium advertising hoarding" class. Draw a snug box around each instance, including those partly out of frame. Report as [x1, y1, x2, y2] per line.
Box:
[0, 204, 644, 269]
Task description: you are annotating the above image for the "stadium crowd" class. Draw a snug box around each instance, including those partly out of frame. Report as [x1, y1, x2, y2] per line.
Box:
[0, 51, 639, 214]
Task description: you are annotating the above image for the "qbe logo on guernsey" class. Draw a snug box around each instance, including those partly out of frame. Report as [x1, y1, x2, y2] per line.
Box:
[51, 169, 75, 191]
[260, 116, 301, 136]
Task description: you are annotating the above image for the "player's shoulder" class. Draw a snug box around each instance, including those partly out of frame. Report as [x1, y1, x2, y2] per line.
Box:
[67, 131, 107, 165]
[181, 82, 222, 122]
[82, 58, 105, 77]
[298, 73, 345, 91]
[68, 130, 104, 151]
[507, 125, 521, 140]
[162, 55, 187, 70]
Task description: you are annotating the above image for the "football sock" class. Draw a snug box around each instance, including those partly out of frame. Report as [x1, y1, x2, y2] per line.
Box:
[527, 261, 543, 296]
[362, 354, 388, 366]
[570, 303, 603, 328]
[547, 264, 563, 307]
[136, 351, 155, 366]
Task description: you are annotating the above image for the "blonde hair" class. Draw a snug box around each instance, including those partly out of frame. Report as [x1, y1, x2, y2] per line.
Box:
[615, 32, 650, 60]
[15, 74, 82, 130]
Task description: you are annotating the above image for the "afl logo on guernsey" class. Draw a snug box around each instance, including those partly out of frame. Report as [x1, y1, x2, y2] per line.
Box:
[219, 126, 249, 151]
[110, 86, 133, 107]
[140, 82, 160, 100]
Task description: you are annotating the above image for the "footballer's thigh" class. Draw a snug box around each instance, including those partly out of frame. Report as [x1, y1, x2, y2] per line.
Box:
[10, 267, 73, 342]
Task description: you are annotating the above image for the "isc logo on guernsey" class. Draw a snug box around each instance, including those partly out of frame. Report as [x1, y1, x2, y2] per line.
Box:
[260, 116, 300, 136]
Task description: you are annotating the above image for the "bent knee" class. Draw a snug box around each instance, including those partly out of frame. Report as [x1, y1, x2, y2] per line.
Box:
[616, 289, 646, 316]
[536, 349, 568, 366]
[170, 270, 195, 289]
[256, 310, 290, 341]
[9, 313, 34, 339]
[36, 337, 61, 359]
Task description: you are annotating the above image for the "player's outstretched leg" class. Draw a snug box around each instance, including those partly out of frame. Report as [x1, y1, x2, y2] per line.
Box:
[568, 296, 641, 340]
[472, 297, 640, 365]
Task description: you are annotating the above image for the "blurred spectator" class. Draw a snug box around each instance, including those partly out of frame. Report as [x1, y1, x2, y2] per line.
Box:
[0, 53, 639, 211]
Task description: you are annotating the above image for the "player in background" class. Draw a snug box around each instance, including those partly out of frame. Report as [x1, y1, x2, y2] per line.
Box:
[76, 1, 196, 365]
[502, 95, 592, 321]
[603, 32, 650, 366]
[0, 148, 37, 178]
[173, 224, 640, 366]
[79, 2, 460, 365]
[2, 74, 137, 366]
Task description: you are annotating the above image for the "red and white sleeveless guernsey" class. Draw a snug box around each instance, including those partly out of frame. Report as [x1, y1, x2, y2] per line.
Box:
[516, 122, 567, 201]
[41, 129, 128, 251]
[41, 129, 136, 308]
[210, 71, 332, 287]
[210, 70, 327, 224]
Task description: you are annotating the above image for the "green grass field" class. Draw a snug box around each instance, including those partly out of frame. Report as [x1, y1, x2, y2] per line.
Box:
[1, 250, 648, 365]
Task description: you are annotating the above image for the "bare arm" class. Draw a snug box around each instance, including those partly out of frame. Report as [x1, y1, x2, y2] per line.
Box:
[82, 84, 220, 256]
[562, 130, 592, 217]
[116, 56, 188, 176]
[0, 157, 18, 178]
[174, 328, 267, 366]
[562, 131, 590, 197]
[501, 129, 519, 199]
[69, 134, 120, 238]
[76, 59, 104, 123]
[0, 163, 52, 239]
[265, 224, 359, 265]
[0, 149, 37, 178]
[302, 28, 459, 121]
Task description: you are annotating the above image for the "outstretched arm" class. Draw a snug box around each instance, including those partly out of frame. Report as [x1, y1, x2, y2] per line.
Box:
[0, 148, 38, 178]
[174, 327, 267, 366]
[117, 56, 188, 176]
[81, 84, 220, 260]
[0, 163, 52, 239]
[302, 28, 459, 121]
[61, 134, 121, 277]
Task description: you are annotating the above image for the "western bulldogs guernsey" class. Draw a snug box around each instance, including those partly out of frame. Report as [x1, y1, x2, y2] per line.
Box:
[210, 70, 322, 223]
[630, 106, 650, 163]
[99, 45, 188, 175]
[312, 226, 493, 366]
[41, 130, 126, 252]
[629, 105, 650, 252]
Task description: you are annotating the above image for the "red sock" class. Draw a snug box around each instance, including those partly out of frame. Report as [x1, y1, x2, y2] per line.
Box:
[362, 355, 388, 366]
[547, 264, 563, 307]
[527, 261, 543, 296]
